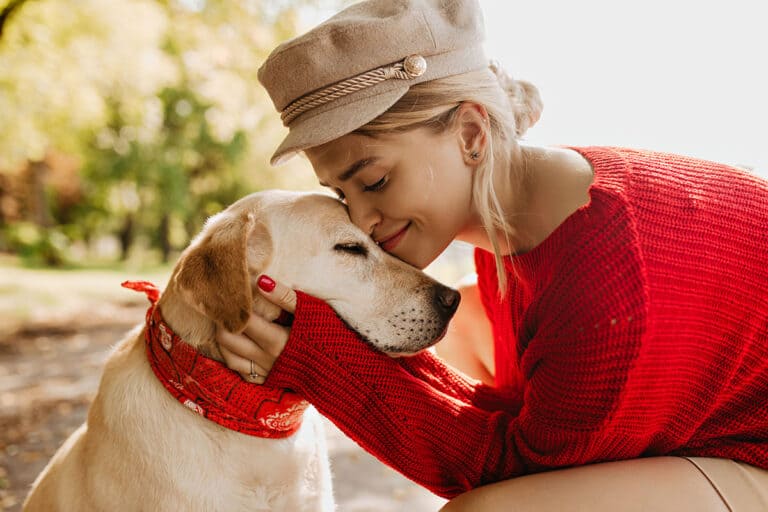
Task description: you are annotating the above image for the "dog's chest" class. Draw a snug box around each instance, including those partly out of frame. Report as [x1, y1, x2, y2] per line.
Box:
[104, 343, 334, 511]
[178, 409, 332, 511]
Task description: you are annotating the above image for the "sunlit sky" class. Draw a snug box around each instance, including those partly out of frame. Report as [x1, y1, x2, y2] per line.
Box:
[482, 0, 767, 175]
[306, 0, 767, 176]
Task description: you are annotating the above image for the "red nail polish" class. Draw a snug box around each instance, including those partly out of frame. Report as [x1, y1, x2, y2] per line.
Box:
[258, 275, 276, 292]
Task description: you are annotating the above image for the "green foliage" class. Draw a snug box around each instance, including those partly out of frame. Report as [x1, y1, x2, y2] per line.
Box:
[2, 222, 68, 266]
[0, 0, 336, 266]
[80, 86, 251, 262]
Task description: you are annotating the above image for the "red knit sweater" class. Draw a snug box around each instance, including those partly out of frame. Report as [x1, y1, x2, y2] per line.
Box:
[265, 147, 768, 499]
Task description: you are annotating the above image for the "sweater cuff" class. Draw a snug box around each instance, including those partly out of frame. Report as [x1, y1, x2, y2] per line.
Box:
[266, 291, 523, 415]
[265, 291, 385, 392]
[263, 291, 527, 496]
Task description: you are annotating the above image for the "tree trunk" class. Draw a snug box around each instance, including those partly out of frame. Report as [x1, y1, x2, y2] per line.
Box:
[118, 214, 134, 261]
[27, 159, 52, 227]
[159, 213, 171, 263]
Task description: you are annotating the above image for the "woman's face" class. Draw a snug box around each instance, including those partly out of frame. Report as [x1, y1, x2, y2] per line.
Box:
[307, 126, 477, 269]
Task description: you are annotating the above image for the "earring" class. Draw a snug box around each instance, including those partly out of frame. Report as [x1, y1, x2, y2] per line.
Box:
[470, 151, 480, 160]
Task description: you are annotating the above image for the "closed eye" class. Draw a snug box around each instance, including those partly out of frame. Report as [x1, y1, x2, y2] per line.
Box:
[363, 175, 388, 192]
[333, 243, 368, 257]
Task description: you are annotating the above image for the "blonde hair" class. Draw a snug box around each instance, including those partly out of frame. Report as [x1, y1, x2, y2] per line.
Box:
[353, 63, 543, 294]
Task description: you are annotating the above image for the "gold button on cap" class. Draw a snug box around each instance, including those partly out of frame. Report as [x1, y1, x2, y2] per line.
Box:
[403, 54, 427, 78]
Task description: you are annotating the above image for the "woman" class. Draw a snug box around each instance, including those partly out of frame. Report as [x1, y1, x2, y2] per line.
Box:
[216, 0, 768, 509]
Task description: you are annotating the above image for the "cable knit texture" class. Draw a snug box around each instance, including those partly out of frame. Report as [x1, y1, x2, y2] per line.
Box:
[265, 147, 768, 499]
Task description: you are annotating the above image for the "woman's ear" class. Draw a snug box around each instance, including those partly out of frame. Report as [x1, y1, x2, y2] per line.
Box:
[456, 102, 489, 165]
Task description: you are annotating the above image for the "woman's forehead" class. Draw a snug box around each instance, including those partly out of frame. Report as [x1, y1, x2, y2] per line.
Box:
[310, 134, 377, 162]
[308, 134, 391, 179]
[309, 129, 437, 165]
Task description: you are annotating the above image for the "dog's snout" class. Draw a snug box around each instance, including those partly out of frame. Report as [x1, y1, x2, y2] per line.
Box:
[434, 286, 460, 317]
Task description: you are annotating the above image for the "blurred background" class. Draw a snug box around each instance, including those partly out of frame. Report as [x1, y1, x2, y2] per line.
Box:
[0, 0, 765, 510]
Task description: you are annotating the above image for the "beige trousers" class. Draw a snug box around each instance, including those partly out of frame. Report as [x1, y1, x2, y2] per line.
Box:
[440, 457, 768, 512]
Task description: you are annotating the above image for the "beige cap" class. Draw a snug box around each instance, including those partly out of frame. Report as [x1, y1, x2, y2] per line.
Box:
[257, 0, 488, 165]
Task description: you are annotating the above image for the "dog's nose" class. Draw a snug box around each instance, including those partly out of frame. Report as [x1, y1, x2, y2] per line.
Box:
[434, 286, 460, 317]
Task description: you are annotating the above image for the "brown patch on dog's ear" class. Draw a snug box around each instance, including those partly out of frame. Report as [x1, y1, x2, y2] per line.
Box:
[174, 211, 269, 333]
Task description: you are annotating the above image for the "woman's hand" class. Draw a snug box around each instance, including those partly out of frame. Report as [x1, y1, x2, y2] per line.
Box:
[217, 275, 297, 384]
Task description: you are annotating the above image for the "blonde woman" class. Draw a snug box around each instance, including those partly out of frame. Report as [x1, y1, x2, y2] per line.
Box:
[217, 0, 768, 509]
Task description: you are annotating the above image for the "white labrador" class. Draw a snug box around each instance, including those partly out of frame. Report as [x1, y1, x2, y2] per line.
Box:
[23, 191, 460, 512]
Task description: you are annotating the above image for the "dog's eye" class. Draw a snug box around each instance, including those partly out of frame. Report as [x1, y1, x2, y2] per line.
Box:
[334, 243, 368, 257]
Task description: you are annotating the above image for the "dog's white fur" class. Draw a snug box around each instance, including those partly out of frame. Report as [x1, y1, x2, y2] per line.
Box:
[23, 191, 458, 512]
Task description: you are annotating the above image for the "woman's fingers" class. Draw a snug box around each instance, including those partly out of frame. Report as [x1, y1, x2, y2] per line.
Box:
[217, 325, 275, 369]
[217, 275, 296, 383]
[216, 314, 289, 381]
[219, 344, 267, 384]
[241, 312, 290, 359]
[217, 327, 272, 381]
[257, 275, 297, 314]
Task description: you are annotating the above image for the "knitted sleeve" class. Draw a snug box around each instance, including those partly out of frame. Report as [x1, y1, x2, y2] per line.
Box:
[265, 291, 527, 498]
[396, 349, 522, 413]
[266, 287, 648, 498]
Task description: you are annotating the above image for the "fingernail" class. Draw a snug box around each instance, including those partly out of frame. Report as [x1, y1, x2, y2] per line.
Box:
[258, 275, 276, 292]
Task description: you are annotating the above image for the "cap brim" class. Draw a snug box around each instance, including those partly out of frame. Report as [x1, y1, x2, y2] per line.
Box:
[269, 85, 408, 166]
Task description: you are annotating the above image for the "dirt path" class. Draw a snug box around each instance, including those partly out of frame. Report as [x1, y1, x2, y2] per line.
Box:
[0, 305, 138, 511]
[0, 304, 445, 511]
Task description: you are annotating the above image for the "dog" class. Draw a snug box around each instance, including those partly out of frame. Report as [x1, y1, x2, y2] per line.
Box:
[23, 190, 460, 512]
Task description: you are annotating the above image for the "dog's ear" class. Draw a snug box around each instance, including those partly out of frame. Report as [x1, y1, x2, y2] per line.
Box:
[174, 211, 270, 333]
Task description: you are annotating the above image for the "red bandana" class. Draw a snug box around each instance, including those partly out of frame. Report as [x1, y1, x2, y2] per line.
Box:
[121, 280, 308, 438]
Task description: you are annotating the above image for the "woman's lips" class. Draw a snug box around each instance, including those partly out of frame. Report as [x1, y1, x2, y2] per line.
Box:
[379, 223, 410, 252]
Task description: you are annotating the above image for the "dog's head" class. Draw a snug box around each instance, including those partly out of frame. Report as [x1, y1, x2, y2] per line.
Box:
[163, 191, 459, 357]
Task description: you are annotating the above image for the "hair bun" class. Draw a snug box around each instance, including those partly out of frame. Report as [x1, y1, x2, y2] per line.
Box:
[489, 61, 543, 137]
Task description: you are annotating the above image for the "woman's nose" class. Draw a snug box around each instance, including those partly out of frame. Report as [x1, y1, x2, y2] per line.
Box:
[348, 201, 381, 236]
